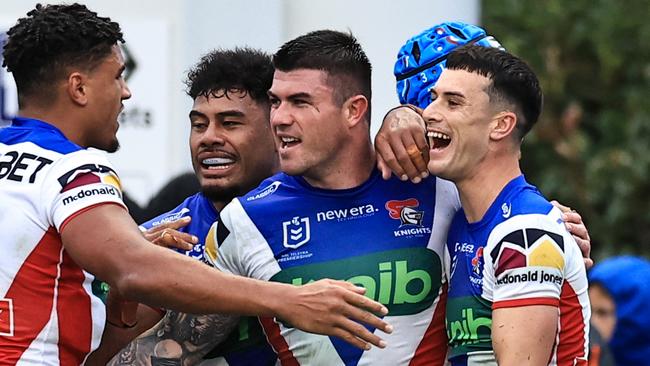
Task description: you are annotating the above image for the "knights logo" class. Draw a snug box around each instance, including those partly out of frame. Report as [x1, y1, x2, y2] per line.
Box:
[386, 198, 425, 227]
[282, 216, 310, 249]
[471, 247, 485, 275]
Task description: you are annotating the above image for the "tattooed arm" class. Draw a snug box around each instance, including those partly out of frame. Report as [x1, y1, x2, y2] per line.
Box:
[107, 310, 239, 366]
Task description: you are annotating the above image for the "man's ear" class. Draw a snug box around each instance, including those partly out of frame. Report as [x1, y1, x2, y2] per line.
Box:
[343, 95, 369, 128]
[67, 72, 89, 106]
[490, 111, 518, 141]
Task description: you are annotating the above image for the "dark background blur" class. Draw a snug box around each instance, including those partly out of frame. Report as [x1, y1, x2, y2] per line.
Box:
[482, 0, 650, 259]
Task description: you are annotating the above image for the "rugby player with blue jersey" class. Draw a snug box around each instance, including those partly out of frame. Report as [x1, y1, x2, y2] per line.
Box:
[206, 30, 457, 365]
[106, 49, 281, 366]
[425, 44, 590, 366]
[375, 22, 593, 366]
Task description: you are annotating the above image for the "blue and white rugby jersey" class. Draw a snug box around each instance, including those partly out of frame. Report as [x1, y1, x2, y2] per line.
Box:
[445, 175, 590, 366]
[205, 169, 461, 366]
[141, 193, 277, 366]
[0, 117, 126, 365]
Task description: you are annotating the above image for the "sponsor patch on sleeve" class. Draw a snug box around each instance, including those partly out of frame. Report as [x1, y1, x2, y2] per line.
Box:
[58, 163, 122, 194]
[491, 228, 565, 280]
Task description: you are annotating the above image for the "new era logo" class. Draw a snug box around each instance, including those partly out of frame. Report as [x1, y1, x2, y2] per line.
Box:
[0, 298, 14, 336]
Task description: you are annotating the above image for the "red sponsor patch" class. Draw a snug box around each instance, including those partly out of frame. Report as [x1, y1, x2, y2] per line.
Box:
[61, 172, 101, 192]
[385, 198, 419, 219]
[0, 299, 14, 336]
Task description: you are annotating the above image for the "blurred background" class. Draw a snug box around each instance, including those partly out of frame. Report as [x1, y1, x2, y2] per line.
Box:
[1, 0, 649, 259]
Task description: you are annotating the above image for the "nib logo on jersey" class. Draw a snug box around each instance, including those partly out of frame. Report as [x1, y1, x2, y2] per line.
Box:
[273, 247, 441, 316]
[385, 198, 432, 238]
[491, 228, 566, 286]
[58, 164, 122, 206]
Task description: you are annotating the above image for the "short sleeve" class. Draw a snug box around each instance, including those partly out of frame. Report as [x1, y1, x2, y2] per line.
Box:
[43, 149, 126, 231]
[204, 199, 281, 281]
[483, 212, 573, 309]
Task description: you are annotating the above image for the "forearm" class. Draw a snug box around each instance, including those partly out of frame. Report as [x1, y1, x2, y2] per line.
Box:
[86, 305, 163, 365]
[106, 311, 238, 366]
[113, 246, 287, 316]
[62, 204, 288, 316]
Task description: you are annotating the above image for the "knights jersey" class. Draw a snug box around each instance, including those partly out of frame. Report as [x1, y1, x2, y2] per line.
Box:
[445, 175, 590, 366]
[205, 169, 461, 366]
[0, 118, 126, 365]
[140, 194, 277, 365]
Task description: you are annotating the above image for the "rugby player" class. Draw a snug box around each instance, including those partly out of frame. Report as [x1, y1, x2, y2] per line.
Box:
[0, 4, 390, 364]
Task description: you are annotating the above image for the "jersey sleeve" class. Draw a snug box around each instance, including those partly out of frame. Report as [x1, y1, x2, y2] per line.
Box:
[43, 149, 126, 231]
[483, 209, 575, 309]
[204, 199, 280, 281]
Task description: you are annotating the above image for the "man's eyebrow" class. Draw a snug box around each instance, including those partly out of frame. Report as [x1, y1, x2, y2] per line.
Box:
[189, 110, 245, 119]
[189, 110, 205, 119]
[443, 91, 465, 98]
[216, 110, 245, 118]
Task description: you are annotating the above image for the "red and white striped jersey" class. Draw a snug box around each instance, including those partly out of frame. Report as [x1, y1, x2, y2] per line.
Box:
[0, 117, 126, 365]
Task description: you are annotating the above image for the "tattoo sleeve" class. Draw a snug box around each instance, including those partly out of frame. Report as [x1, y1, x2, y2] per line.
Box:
[107, 310, 239, 366]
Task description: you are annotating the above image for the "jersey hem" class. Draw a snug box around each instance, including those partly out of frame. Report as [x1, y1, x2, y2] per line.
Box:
[492, 297, 559, 309]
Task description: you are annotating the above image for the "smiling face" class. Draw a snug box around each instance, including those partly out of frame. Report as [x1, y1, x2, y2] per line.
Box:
[421, 68, 497, 181]
[268, 69, 349, 180]
[83, 45, 131, 152]
[189, 91, 277, 206]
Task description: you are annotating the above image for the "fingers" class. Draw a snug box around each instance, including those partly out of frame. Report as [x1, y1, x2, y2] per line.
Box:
[148, 216, 192, 233]
[562, 211, 593, 269]
[333, 280, 388, 316]
[376, 152, 392, 181]
[331, 320, 387, 350]
[342, 294, 392, 333]
[401, 132, 429, 181]
[551, 200, 572, 214]
[375, 106, 428, 183]
[375, 134, 407, 181]
[158, 229, 197, 250]
[144, 217, 197, 250]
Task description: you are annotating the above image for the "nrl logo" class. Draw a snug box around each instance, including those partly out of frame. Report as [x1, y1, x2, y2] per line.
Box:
[282, 216, 310, 249]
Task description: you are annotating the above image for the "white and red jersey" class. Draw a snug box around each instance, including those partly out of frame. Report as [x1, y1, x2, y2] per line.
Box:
[445, 175, 590, 366]
[0, 117, 126, 365]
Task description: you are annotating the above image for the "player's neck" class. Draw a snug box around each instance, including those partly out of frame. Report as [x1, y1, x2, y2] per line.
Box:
[302, 139, 375, 190]
[455, 155, 521, 223]
[18, 105, 86, 147]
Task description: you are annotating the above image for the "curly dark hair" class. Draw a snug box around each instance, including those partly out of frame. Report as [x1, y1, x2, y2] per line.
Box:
[185, 47, 274, 105]
[2, 3, 124, 106]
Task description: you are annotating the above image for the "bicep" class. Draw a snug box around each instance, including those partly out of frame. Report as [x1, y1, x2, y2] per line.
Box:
[60, 203, 145, 286]
[492, 305, 558, 366]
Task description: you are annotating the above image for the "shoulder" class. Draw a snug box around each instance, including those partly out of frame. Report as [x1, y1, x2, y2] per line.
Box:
[239, 173, 297, 203]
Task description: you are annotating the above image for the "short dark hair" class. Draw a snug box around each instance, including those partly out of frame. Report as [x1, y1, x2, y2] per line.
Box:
[185, 47, 274, 106]
[2, 3, 124, 107]
[273, 30, 372, 122]
[446, 45, 542, 139]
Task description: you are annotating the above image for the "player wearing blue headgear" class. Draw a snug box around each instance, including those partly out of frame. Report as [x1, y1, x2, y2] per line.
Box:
[375, 22, 594, 366]
[376, 22, 504, 183]
[394, 22, 503, 110]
